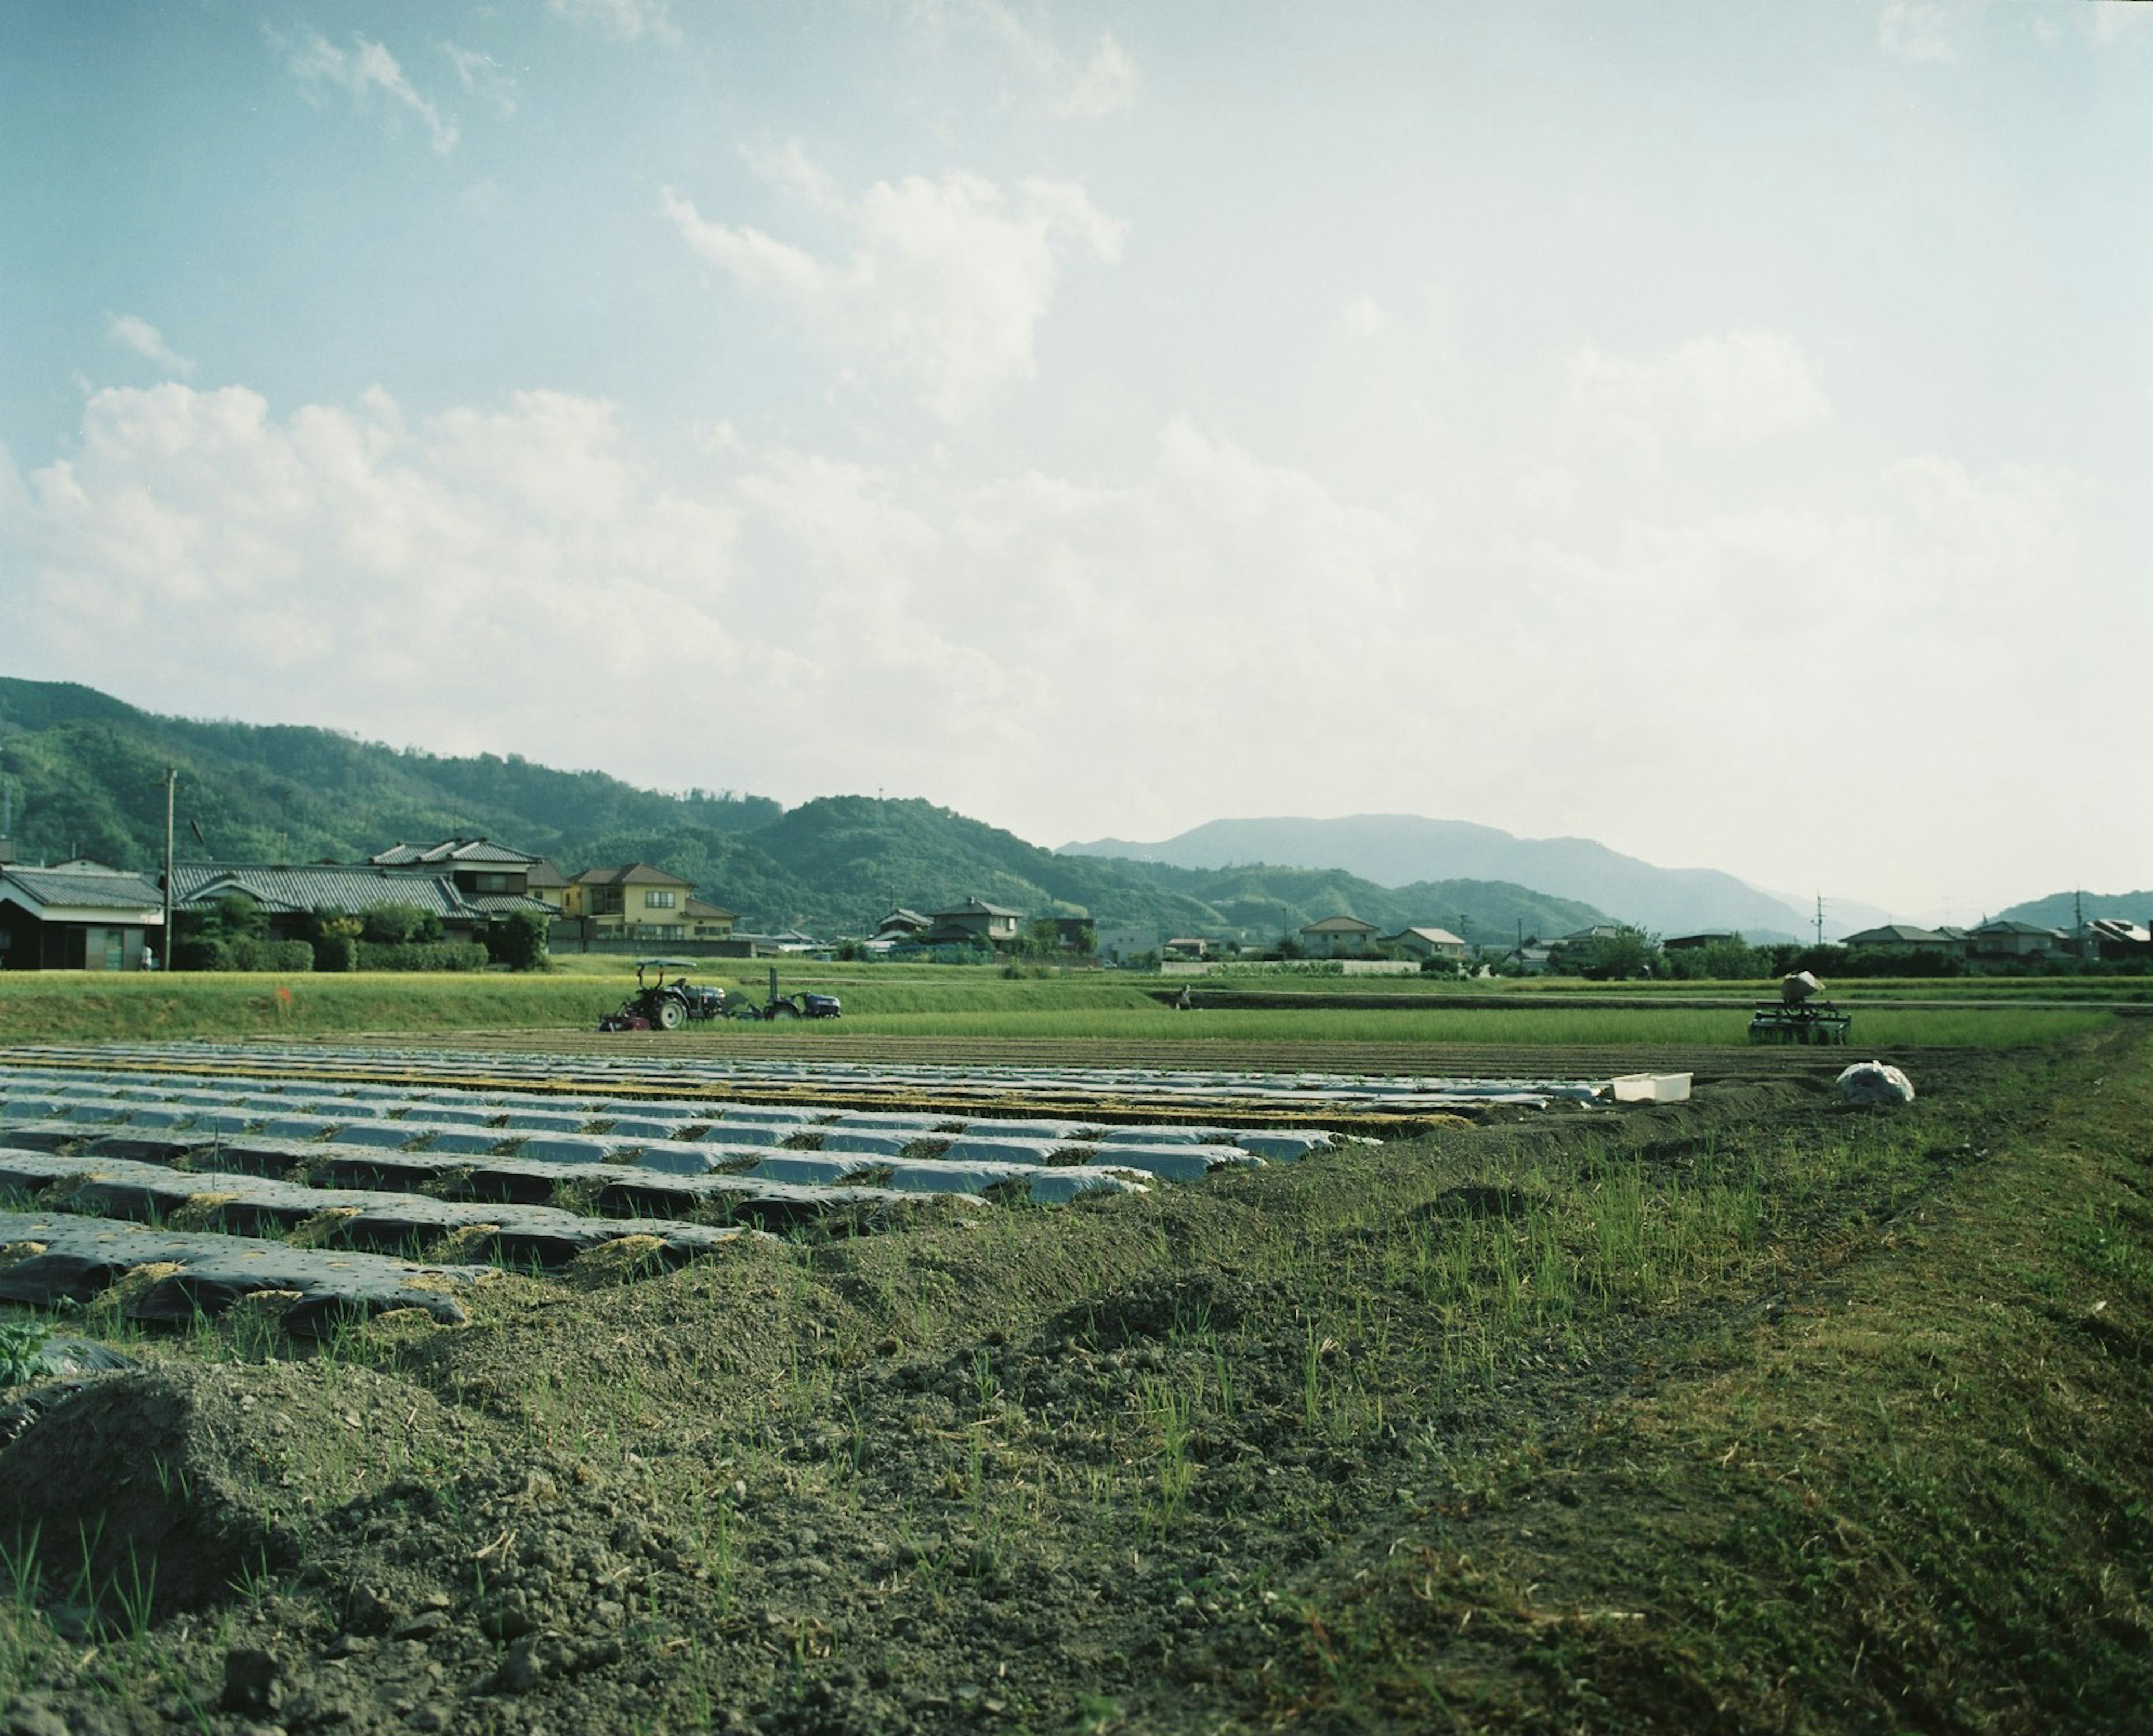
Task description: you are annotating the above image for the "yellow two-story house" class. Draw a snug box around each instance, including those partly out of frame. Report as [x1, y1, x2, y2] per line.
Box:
[565, 864, 735, 943]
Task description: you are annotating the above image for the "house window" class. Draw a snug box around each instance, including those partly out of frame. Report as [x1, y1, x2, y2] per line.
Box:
[645, 890, 677, 909]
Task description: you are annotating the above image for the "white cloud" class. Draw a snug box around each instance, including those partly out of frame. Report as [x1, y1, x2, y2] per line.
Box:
[2085, 3, 2151, 47]
[664, 151, 1124, 421]
[1564, 330, 1829, 467]
[741, 138, 845, 214]
[106, 315, 195, 378]
[1341, 295, 1390, 339]
[1059, 33, 1138, 118]
[0, 384, 747, 768]
[279, 30, 458, 154]
[0, 384, 1495, 829]
[440, 43, 517, 118]
[969, 2, 1137, 117]
[704, 418, 1468, 806]
[547, 0, 680, 46]
[1511, 467, 1575, 521]
[1, 380, 2132, 911]
[1878, 1, 1955, 64]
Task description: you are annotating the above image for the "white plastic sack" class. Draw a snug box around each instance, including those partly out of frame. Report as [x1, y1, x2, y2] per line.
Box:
[1836, 1060, 1915, 1105]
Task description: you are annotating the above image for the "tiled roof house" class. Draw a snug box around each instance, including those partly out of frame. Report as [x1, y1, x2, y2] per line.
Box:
[0, 861, 165, 971]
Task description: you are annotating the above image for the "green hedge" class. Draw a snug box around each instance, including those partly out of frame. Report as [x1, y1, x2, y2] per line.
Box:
[352, 941, 491, 973]
[235, 938, 316, 973]
[484, 910, 551, 972]
[173, 938, 316, 972]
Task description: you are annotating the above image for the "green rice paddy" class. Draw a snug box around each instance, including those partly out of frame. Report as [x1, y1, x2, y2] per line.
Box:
[0, 964, 2123, 1050]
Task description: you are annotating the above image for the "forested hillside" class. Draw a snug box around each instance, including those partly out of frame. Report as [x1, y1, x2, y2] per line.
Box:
[0, 679, 777, 867]
[0, 678, 1607, 940]
[1065, 812, 1817, 939]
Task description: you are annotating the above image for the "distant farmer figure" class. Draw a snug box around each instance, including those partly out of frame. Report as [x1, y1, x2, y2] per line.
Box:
[1175, 984, 1193, 1010]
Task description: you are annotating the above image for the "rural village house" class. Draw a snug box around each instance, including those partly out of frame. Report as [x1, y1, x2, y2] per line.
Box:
[523, 858, 572, 912]
[729, 927, 820, 954]
[1966, 918, 2067, 958]
[1298, 915, 1381, 958]
[2, 830, 753, 967]
[563, 864, 737, 944]
[871, 907, 931, 941]
[1663, 930, 1741, 952]
[1838, 919, 2105, 962]
[1383, 925, 1468, 963]
[858, 908, 931, 955]
[166, 862, 504, 944]
[367, 838, 560, 921]
[2082, 917, 2152, 960]
[0, 859, 164, 971]
[918, 896, 1023, 948]
[1841, 923, 1970, 957]
[1094, 926, 1159, 966]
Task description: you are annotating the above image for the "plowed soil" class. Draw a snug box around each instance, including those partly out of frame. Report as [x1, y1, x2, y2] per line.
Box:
[3, 1034, 2149, 1736]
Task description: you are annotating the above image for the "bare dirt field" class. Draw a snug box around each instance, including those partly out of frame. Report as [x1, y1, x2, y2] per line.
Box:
[2, 1026, 2149, 1735]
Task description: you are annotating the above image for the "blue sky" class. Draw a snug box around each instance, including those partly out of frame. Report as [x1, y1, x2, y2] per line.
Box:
[3, 1, 2147, 921]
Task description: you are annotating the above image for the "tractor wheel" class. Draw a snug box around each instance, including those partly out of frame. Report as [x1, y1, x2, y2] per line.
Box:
[769, 1002, 801, 1021]
[654, 998, 685, 1031]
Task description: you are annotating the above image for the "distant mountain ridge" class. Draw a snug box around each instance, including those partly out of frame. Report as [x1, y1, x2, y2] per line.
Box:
[0, 677, 1607, 941]
[11, 678, 2081, 945]
[1062, 814, 1819, 940]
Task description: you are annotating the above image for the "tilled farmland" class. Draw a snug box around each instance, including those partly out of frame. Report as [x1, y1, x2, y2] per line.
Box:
[0, 1042, 1628, 1336]
[1, 1029, 2145, 1736]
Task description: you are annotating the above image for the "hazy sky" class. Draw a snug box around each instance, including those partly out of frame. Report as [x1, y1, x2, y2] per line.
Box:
[3, 1, 2147, 921]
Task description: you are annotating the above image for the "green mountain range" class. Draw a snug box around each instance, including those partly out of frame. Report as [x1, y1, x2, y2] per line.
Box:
[1063, 813, 1826, 940]
[0, 677, 1606, 943]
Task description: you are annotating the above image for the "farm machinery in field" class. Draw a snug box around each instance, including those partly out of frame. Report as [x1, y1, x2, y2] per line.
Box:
[736, 966, 842, 1022]
[597, 962, 842, 1031]
[1748, 971, 1851, 1045]
[598, 959, 731, 1032]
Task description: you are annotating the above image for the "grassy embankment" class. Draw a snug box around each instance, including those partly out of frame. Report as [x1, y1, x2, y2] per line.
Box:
[0, 966, 2124, 1050]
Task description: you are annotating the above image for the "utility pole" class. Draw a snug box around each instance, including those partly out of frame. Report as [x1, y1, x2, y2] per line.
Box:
[162, 768, 176, 972]
[1814, 892, 1824, 949]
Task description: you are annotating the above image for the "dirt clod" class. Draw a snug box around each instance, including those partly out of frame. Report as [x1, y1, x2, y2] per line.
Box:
[219, 1647, 282, 1715]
